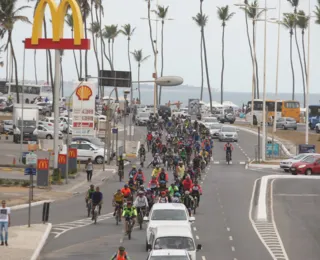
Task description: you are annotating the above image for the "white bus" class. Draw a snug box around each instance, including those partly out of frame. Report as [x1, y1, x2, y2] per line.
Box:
[245, 99, 282, 125]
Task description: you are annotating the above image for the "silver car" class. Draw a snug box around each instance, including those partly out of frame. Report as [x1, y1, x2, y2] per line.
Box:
[208, 123, 221, 138]
[218, 126, 238, 142]
[37, 125, 63, 139]
[276, 117, 297, 130]
[136, 112, 150, 126]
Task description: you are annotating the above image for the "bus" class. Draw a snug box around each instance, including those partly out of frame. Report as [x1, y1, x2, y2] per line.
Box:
[278, 100, 300, 123]
[0, 82, 52, 103]
[245, 99, 281, 125]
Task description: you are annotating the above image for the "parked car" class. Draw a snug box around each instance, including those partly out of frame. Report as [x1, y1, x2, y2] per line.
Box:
[202, 117, 218, 127]
[218, 126, 239, 142]
[72, 136, 105, 148]
[315, 122, 320, 133]
[42, 117, 64, 132]
[290, 155, 320, 175]
[1, 120, 13, 134]
[276, 117, 297, 130]
[280, 153, 318, 172]
[37, 125, 63, 139]
[136, 112, 150, 126]
[69, 142, 108, 164]
[36, 102, 51, 116]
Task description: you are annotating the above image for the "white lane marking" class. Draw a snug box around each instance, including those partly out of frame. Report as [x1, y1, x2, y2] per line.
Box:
[274, 193, 320, 197]
[193, 227, 197, 231]
[229, 236, 233, 241]
[202, 256, 206, 260]
[249, 178, 289, 260]
[231, 246, 235, 251]
[196, 235, 200, 240]
[227, 227, 230, 232]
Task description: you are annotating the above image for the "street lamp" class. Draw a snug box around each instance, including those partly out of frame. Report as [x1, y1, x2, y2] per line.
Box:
[123, 90, 130, 154]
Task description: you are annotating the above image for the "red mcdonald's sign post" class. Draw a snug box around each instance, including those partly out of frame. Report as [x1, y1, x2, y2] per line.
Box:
[37, 159, 49, 170]
[68, 148, 77, 158]
[58, 154, 67, 165]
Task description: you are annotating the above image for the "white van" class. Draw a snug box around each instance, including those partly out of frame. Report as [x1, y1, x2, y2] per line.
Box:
[147, 225, 202, 260]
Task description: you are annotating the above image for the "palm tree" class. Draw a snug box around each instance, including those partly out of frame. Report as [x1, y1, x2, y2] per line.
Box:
[199, 0, 204, 100]
[109, 24, 120, 67]
[282, 13, 296, 100]
[131, 49, 150, 102]
[0, 0, 31, 103]
[120, 24, 136, 102]
[242, 0, 264, 98]
[89, 21, 101, 95]
[65, 13, 80, 80]
[287, 0, 305, 102]
[217, 5, 235, 104]
[296, 10, 308, 108]
[192, 13, 212, 112]
[153, 5, 169, 105]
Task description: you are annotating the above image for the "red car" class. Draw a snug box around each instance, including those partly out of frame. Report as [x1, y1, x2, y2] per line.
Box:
[290, 155, 320, 175]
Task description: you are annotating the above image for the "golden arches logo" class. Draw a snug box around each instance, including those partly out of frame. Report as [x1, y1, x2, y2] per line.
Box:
[68, 149, 77, 158]
[58, 154, 67, 164]
[76, 85, 93, 101]
[38, 159, 49, 170]
[32, 0, 83, 45]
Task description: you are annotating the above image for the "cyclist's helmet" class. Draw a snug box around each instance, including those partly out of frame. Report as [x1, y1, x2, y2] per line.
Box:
[119, 246, 125, 251]
[146, 188, 151, 192]
[138, 191, 144, 196]
[138, 168, 142, 172]
[132, 165, 136, 169]
[186, 175, 190, 180]
[127, 201, 132, 206]
[90, 184, 94, 189]
[161, 168, 165, 172]
[161, 191, 166, 196]
[185, 191, 190, 195]
[194, 180, 198, 185]
[124, 184, 128, 188]
[227, 142, 230, 145]
[156, 165, 160, 169]
[117, 189, 121, 192]
[140, 184, 144, 189]
[174, 192, 181, 197]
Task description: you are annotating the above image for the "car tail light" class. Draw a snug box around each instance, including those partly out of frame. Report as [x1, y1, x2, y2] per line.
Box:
[48, 123, 53, 126]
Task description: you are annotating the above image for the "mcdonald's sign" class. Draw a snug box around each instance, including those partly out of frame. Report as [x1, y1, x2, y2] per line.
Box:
[24, 0, 90, 50]
[58, 154, 67, 164]
[68, 148, 77, 158]
[37, 159, 49, 170]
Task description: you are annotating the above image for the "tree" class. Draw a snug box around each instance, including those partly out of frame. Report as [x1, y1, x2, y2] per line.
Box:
[282, 13, 296, 100]
[120, 24, 136, 103]
[0, 0, 31, 103]
[287, 0, 305, 103]
[296, 10, 308, 108]
[217, 5, 235, 104]
[192, 13, 212, 112]
[131, 49, 150, 102]
[153, 5, 169, 105]
[199, 0, 204, 101]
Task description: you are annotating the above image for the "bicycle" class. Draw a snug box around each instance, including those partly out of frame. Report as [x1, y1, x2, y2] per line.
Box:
[92, 204, 99, 224]
[126, 217, 134, 240]
[118, 168, 124, 182]
[140, 154, 145, 167]
[226, 151, 231, 165]
[137, 207, 146, 230]
[86, 199, 92, 217]
[115, 204, 122, 225]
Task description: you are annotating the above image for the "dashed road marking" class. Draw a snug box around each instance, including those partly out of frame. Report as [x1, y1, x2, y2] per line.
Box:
[229, 236, 233, 241]
[231, 246, 235, 251]
[193, 227, 197, 231]
[196, 235, 200, 240]
[227, 227, 230, 232]
[202, 256, 206, 260]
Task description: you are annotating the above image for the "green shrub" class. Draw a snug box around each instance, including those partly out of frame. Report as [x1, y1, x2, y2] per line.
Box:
[13, 181, 19, 186]
[21, 180, 30, 187]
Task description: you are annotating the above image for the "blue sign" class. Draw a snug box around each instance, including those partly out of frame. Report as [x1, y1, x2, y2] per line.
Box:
[266, 143, 280, 156]
[298, 144, 316, 154]
[24, 167, 36, 176]
[112, 128, 118, 134]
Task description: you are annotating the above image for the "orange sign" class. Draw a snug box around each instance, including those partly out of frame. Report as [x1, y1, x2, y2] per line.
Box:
[68, 148, 77, 158]
[76, 85, 93, 101]
[28, 143, 38, 151]
[58, 154, 66, 164]
[37, 159, 49, 170]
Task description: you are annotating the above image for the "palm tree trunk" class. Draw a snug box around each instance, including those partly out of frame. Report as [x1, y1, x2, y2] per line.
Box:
[159, 21, 164, 105]
[111, 40, 119, 101]
[9, 32, 19, 103]
[301, 30, 307, 108]
[253, 22, 259, 98]
[147, 0, 156, 54]
[289, 33, 295, 100]
[5, 47, 8, 81]
[138, 64, 141, 102]
[127, 39, 133, 103]
[220, 25, 225, 104]
[201, 29, 213, 113]
[245, 11, 255, 98]
[294, 26, 305, 102]
[34, 50, 38, 84]
[43, 19, 53, 89]
[200, 0, 204, 101]
[98, 7, 104, 96]
[102, 39, 113, 70]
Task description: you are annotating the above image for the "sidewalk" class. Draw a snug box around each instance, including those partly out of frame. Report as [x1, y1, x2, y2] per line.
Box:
[0, 223, 52, 260]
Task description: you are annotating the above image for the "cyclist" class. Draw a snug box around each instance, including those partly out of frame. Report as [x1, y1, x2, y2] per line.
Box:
[157, 168, 169, 183]
[138, 144, 146, 161]
[91, 186, 103, 218]
[110, 246, 131, 260]
[128, 176, 136, 193]
[85, 184, 95, 207]
[176, 161, 185, 179]
[179, 148, 187, 163]
[133, 168, 145, 186]
[192, 155, 201, 171]
[224, 142, 234, 161]
[190, 180, 202, 206]
[172, 192, 181, 203]
[182, 175, 193, 192]
[148, 176, 159, 194]
[133, 191, 149, 217]
[182, 190, 194, 217]
[128, 165, 137, 179]
[158, 191, 169, 203]
[145, 188, 155, 210]
[113, 189, 124, 217]
[121, 184, 132, 200]
[151, 165, 161, 178]
[168, 183, 179, 197]
[200, 149, 209, 161]
[122, 201, 137, 234]
[146, 132, 153, 151]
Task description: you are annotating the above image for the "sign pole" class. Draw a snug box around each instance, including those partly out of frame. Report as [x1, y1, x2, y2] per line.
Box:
[116, 129, 118, 161]
[28, 171, 31, 227]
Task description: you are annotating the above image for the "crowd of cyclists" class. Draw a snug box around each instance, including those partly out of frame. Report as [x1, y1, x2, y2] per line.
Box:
[84, 113, 235, 259]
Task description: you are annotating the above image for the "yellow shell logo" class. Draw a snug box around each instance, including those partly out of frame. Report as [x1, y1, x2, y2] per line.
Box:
[76, 85, 92, 101]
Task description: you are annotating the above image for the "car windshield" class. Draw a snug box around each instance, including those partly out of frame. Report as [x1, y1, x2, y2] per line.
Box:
[90, 143, 100, 150]
[221, 127, 236, 132]
[154, 237, 195, 251]
[292, 154, 306, 160]
[302, 156, 317, 163]
[139, 113, 149, 117]
[151, 210, 187, 221]
[286, 118, 295, 122]
[150, 256, 189, 260]
[4, 121, 12, 125]
[17, 120, 36, 128]
[89, 138, 104, 146]
[209, 124, 221, 129]
[204, 118, 217, 123]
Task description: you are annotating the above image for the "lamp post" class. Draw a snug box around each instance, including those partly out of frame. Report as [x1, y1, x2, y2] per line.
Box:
[123, 90, 130, 154]
[306, 0, 311, 145]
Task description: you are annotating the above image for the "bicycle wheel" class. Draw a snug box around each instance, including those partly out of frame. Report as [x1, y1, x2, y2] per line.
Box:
[193, 199, 197, 215]
[139, 212, 143, 230]
[87, 203, 91, 217]
[116, 210, 119, 225]
[94, 211, 97, 224]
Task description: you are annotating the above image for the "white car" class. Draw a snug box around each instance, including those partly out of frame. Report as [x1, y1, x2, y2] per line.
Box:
[280, 153, 318, 172]
[202, 116, 218, 127]
[70, 141, 107, 164]
[218, 126, 239, 142]
[208, 123, 222, 138]
[37, 125, 63, 139]
[315, 123, 320, 133]
[147, 249, 192, 260]
[42, 117, 64, 132]
[144, 203, 195, 251]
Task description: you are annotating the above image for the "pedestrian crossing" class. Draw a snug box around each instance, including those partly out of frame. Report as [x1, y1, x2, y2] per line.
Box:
[50, 212, 113, 238]
[212, 161, 247, 165]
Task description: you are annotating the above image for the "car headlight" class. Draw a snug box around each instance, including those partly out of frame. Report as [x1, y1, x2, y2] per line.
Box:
[298, 165, 306, 169]
[234, 133, 238, 137]
[33, 129, 38, 135]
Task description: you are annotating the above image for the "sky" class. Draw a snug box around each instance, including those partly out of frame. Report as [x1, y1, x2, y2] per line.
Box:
[1, 0, 320, 94]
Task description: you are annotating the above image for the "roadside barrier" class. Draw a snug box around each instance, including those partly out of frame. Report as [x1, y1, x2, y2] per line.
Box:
[0, 133, 9, 140]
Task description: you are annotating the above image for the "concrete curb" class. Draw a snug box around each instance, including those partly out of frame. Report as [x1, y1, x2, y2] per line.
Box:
[30, 223, 52, 260]
[237, 126, 294, 157]
[248, 164, 280, 169]
[11, 200, 54, 211]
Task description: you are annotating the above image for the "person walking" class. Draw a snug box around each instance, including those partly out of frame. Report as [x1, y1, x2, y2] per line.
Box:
[0, 200, 10, 246]
[85, 158, 93, 181]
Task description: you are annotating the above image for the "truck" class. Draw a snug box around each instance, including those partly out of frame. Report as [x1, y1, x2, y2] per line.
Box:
[12, 104, 39, 143]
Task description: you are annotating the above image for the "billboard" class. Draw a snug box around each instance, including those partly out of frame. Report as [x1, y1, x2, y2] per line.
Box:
[188, 99, 200, 115]
[72, 82, 96, 136]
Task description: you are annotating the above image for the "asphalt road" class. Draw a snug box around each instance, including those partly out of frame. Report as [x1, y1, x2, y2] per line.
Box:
[272, 179, 320, 260]
[8, 125, 273, 260]
[236, 120, 308, 133]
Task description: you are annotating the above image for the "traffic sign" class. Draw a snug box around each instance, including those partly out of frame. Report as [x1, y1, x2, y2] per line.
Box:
[112, 128, 118, 134]
[24, 167, 36, 175]
[26, 153, 38, 165]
